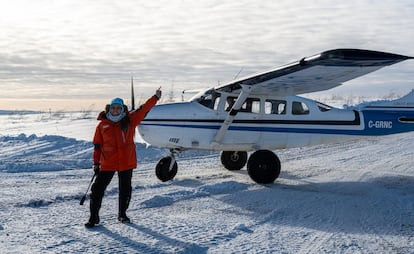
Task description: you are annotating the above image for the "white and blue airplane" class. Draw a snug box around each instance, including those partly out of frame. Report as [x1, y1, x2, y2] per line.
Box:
[137, 49, 414, 184]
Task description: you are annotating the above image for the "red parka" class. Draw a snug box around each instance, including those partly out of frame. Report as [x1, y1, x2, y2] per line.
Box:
[93, 95, 158, 171]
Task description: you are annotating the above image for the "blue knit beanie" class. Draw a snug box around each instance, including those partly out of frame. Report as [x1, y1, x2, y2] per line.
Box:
[110, 97, 124, 107]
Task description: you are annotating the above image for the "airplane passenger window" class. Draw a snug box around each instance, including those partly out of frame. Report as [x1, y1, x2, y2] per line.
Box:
[265, 100, 286, 114]
[292, 101, 309, 115]
[251, 100, 260, 114]
[240, 98, 260, 113]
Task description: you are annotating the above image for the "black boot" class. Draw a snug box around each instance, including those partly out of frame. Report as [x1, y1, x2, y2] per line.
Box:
[118, 195, 131, 223]
[85, 171, 114, 228]
[118, 170, 132, 223]
[85, 217, 100, 228]
[85, 196, 101, 228]
[118, 215, 130, 223]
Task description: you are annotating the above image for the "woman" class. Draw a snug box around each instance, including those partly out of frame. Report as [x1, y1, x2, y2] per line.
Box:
[85, 88, 161, 228]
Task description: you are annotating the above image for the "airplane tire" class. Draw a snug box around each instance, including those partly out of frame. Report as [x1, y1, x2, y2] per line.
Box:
[221, 151, 248, 171]
[155, 156, 178, 182]
[247, 150, 281, 184]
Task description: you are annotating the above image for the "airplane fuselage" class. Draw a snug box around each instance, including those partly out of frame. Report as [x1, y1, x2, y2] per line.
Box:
[138, 92, 414, 152]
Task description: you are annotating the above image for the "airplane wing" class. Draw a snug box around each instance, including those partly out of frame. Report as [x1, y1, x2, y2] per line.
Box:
[216, 49, 413, 96]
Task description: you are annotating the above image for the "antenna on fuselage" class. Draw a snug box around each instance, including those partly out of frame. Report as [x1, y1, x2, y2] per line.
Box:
[234, 67, 244, 80]
[131, 76, 135, 111]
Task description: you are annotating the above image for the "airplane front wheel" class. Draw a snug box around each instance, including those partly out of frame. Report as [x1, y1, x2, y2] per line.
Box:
[247, 150, 281, 184]
[221, 151, 248, 171]
[155, 156, 178, 182]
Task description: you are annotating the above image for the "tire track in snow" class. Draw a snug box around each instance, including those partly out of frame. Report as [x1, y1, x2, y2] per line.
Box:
[133, 180, 253, 251]
[353, 176, 414, 253]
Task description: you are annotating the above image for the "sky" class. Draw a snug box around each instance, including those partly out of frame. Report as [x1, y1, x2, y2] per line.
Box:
[0, 0, 414, 110]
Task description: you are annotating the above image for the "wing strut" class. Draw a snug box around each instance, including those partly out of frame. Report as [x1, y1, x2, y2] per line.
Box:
[212, 85, 253, 146]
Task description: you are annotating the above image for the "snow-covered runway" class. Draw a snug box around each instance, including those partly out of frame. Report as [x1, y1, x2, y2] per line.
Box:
[1, 112, 413, 253]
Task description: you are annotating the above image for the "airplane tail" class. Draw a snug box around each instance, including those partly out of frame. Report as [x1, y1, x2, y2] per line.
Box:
[390, 89, 414, 106]
[362, 89, 414, 109]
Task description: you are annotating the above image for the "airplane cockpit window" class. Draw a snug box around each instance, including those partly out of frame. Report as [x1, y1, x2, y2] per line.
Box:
[196, 89, 220, 110]
[225, 97, 260, 114]
[316, 102, 333, 112]
[265, 100, 286, 114]
[292, 101, 309, 115]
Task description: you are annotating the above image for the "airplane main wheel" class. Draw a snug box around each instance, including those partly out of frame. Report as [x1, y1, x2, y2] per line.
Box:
[221, 151, 248, 171]
[247, 150, 281, 184]
[155, 156, 178, 182]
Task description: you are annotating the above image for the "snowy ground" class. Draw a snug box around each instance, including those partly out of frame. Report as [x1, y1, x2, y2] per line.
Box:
[1, 111, 414, 253]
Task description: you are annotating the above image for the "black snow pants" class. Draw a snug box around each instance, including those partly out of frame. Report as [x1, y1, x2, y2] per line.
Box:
[89, 169, 133, 220]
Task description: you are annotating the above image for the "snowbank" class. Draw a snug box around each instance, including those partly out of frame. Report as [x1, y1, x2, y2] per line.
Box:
[0, 134, 91, 172]
[0, 133, 216, 173]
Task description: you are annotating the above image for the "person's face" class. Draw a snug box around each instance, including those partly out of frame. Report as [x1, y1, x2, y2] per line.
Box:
[110, 104, 122, 116]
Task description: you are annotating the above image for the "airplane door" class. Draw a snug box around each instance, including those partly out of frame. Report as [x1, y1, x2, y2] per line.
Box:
[221, 96, 262, 149]
[260, 99, 288, 149]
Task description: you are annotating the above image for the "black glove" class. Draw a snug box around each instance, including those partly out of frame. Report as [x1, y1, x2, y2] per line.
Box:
[93, 164, 100, 174]
[155, 88, 162, 100]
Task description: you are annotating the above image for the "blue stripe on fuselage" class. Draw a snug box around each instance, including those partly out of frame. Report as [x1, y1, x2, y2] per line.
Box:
[141, 122, 368, 135]
[141, 109, 414, 136]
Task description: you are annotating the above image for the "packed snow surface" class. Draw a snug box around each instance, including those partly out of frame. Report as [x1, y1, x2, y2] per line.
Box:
[0, 111, 413, 253]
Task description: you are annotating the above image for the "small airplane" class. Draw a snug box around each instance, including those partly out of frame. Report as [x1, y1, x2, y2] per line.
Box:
[137, 49, 414, 184]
